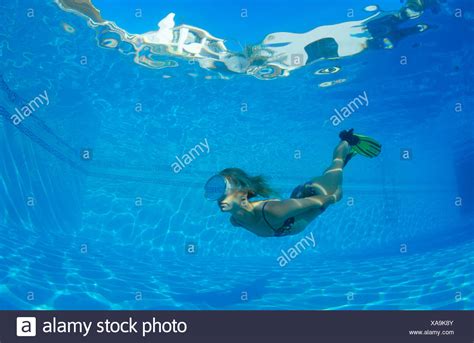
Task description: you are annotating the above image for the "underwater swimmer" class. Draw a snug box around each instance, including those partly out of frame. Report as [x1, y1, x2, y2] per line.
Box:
[204, 130, 381, 237]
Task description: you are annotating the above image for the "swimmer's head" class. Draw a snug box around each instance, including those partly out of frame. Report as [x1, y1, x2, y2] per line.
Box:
[204, 168, 274, 212]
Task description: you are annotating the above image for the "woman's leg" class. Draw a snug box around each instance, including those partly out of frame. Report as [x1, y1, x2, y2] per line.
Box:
[308, 141, 351, 198]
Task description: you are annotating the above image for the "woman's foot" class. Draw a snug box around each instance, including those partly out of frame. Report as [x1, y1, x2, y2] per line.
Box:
[339, 129, 360, 146]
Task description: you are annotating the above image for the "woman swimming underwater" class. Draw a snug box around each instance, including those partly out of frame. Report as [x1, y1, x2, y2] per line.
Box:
[204, 130, 382, 237]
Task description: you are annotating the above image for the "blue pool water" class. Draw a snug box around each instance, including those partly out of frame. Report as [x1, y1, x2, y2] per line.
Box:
[0, 0, 473, 310]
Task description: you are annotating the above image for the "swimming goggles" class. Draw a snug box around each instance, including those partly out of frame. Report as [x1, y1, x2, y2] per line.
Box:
[204, 175, 233, 201]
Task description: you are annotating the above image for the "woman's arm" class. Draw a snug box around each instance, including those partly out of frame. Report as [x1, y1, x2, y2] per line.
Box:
[266, 195, 337, 219]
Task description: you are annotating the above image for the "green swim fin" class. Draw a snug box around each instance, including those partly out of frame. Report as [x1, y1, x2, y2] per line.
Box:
[339, 129, 382, 158]
[351, 133, 382, 158]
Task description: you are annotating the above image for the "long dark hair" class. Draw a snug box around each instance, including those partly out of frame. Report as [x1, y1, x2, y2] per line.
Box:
[219, 168, 274, 199]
